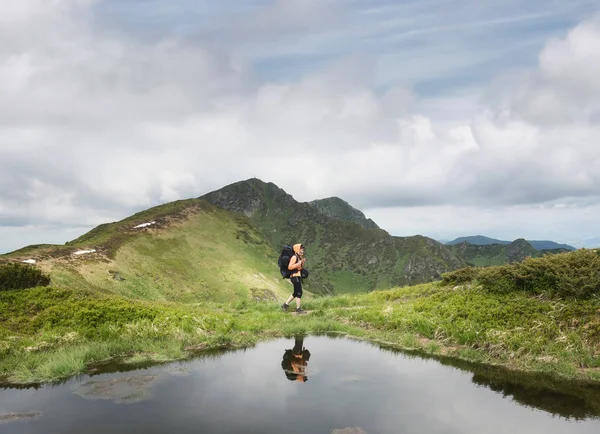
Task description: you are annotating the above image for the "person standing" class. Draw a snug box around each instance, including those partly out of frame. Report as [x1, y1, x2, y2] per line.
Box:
[281, 243, 306, 314]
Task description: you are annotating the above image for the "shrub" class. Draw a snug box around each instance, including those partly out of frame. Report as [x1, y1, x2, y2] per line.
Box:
[512, 249, 600, 299]
[441, 267, 480, 286]
[0, 263, 51, 291]
[475, 249, 600, 299]
[476, 265, 518, 294]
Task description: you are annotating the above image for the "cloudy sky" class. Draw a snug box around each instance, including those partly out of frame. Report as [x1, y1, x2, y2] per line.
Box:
[1, 0, 600, 253]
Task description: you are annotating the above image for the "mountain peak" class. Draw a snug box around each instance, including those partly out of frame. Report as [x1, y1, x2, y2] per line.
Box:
[201, 179, 465, 293]
[446, 235, 511, 246]
[506, 238, 538, 263]
[309, 197, 379, 230]
[199, 178, 295, 218]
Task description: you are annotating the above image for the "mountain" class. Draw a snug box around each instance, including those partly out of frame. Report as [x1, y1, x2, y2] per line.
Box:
[6, 178, 568, 299]
[446, 236, 575, 251]
[309, 197, 379, 229]
[1, 199, 292, 303]
[447, 239, 541, 267]
[2, 179, 466, 299]
[527, 240, 576, 251]
[201, 178, 467, 294]
[446, 236, 511, 246]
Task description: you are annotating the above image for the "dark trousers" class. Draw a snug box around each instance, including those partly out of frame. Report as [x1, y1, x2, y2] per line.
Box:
[291, 276, 303, 298]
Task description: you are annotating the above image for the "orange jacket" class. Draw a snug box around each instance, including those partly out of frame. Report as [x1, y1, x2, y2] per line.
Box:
[291, 354, 307, 382]
[288, 243, 305, 278]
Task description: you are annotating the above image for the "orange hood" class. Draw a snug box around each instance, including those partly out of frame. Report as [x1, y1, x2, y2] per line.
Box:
[293, 244, 304, 256]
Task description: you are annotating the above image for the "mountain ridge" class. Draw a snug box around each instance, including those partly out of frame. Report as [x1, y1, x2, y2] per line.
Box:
[448, 238, 544, 267]
[2, 178, 575, 299]
[1, 198, 293, 303]
[446, 235, 576, 251]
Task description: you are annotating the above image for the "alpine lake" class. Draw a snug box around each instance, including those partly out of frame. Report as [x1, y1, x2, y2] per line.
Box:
[2, 335, 600, 433]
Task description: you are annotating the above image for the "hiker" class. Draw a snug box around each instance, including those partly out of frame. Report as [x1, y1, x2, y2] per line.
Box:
[281, 243, 306, 314]
[281, 336, 311, 382]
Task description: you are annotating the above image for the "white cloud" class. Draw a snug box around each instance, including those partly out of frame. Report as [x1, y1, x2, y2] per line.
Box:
[0, 2, 599, 252]
[365, 200, 600, 244]
[485, 16, 600, 125]
[233, 0, 345, 41]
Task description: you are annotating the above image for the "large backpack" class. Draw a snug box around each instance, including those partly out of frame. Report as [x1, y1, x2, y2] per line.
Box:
[278, 245, 295, 279]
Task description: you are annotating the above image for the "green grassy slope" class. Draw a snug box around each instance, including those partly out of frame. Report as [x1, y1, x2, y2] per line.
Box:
[2, 200, 292, 304]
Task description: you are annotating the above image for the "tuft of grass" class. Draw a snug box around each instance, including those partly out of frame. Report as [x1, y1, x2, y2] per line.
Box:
[441, 267, 479, 286]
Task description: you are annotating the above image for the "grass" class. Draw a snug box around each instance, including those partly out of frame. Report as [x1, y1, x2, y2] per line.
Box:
[30, 204, 292, 304]
[1, 281, 599, 386]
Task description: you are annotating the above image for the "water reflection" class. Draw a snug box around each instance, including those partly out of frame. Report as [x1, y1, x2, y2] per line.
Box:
[376, 341, 600, 421]
[1, 334, 600, 433]
[281, 336, 311, 383]
[470, 368, 600, 420]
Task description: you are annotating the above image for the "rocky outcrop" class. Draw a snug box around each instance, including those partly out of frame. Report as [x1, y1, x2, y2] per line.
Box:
[309, 197, 379, 230]
[506, 238, 539, 263]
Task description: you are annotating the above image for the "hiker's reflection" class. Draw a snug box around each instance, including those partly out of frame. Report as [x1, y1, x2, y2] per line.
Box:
[281, 336, 311, 383]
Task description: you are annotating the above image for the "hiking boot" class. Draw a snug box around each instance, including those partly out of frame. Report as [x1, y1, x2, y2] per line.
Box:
[296, 308, 306, 315]
[281, 303, 289, 312]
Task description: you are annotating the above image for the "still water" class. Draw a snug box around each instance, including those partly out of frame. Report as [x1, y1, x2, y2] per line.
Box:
[1, 335, 600, 433]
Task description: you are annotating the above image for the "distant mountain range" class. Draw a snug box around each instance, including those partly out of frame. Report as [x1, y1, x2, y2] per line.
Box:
[446, 238, 568, 267]
[445, 235, 576, 251]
